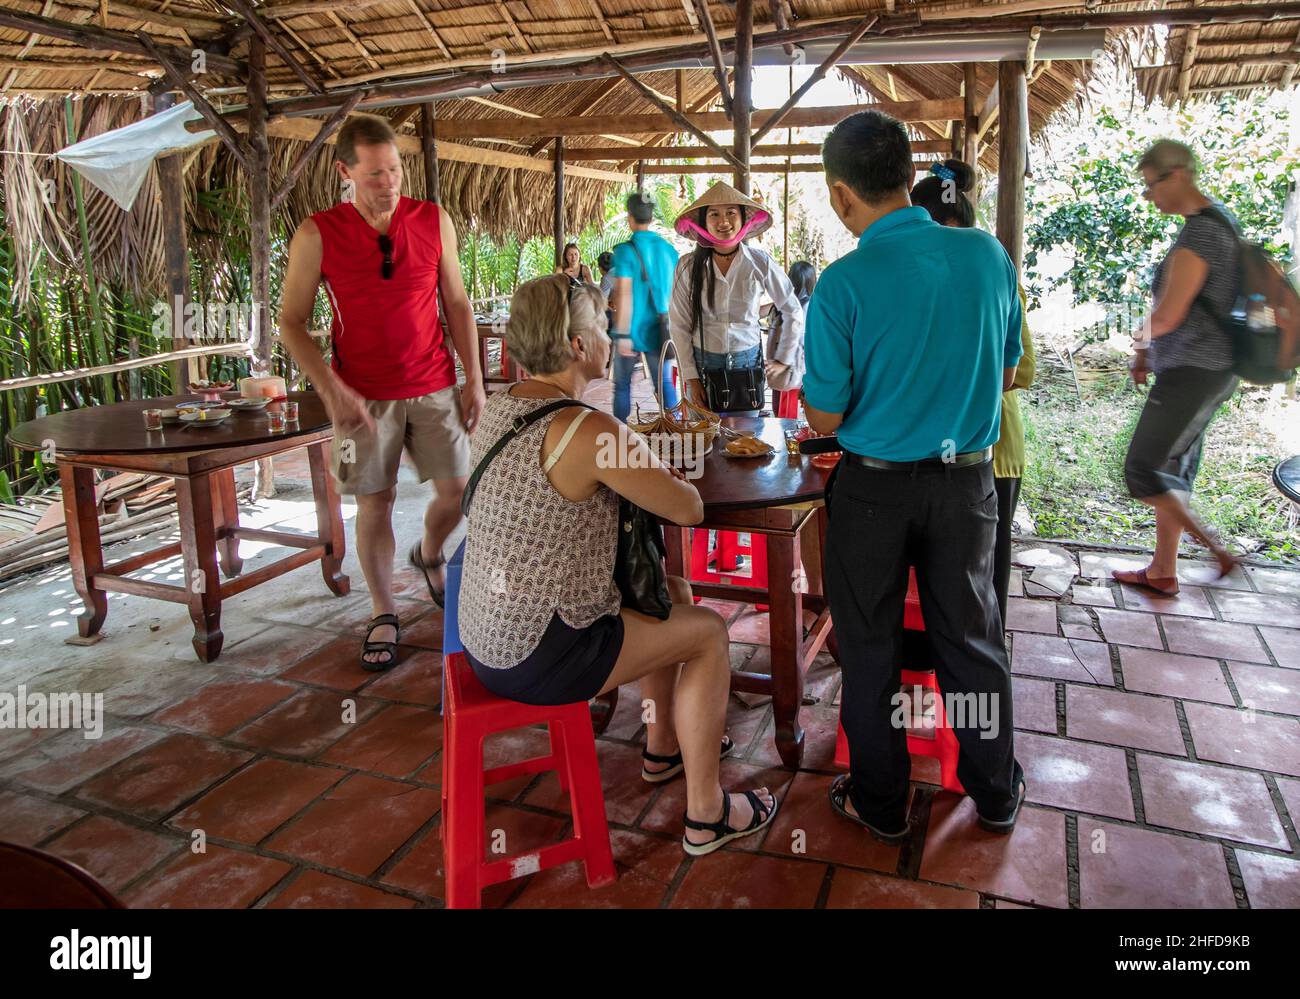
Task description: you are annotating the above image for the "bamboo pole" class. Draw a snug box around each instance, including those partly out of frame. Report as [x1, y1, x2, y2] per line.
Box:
[733, 0, 753, 195]
[554, 136, 565, 270]
[750, 13, 879, 148]
[420, 101, 439, 203]
[248, 35, 275, 499]
[996, 60, 1028, 272]
[962, 62, 978, 166]
[693, 0, 733, 119]
[153, 88, 190, 391]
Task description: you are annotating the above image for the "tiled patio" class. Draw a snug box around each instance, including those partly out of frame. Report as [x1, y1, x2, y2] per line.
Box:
[2, 377, 1298, 909]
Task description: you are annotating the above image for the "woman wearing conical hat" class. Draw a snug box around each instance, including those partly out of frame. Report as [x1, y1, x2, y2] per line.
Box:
[668, 181, 805, 416]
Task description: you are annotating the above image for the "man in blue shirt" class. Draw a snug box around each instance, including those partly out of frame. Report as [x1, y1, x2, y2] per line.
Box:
[610, 192, 680, 422]
[805, 110, 1026, 841]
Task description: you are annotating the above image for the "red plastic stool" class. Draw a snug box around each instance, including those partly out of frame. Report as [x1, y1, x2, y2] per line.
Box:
[441, 651, 616, 908]
[774, 388, 800, 419]
[689, 529, 770, 611]
[832, 570, 965, 794]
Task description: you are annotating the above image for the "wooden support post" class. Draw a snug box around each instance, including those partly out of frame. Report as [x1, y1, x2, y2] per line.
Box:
[636, 159, 645, 191]
[420, 101, 439, 203]
[733, 0, 754, 196]
[676, 68, 685, 110]
[153, 89, 191, 392]
[248, 35, 275, 499]
[553, 136, 565, 269]
[996, 60, 1028, 273]
[963, 62, 978, 165]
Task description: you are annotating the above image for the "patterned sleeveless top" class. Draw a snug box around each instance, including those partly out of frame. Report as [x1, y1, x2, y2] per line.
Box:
[458, 391, 621, 669]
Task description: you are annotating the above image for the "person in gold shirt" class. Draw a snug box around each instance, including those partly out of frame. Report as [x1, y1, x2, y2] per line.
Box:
[911, 161, 1036, 627]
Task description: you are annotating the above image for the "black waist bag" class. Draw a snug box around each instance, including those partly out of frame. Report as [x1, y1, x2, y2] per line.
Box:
[462, 399, 672, 621]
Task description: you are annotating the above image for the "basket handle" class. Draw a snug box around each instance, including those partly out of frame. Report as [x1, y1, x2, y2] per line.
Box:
[657, 334, 679, 415]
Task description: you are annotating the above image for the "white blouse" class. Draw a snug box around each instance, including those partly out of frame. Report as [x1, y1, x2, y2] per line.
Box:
[668, 243, 805, 382]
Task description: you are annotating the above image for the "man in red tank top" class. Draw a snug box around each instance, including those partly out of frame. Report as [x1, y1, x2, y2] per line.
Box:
[280, 113, 485, 670]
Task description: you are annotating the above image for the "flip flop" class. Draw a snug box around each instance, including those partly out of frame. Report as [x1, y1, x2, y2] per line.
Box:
[408, 540, 446, 608]
[641, 735, 736, 784]
[360, 614, 400, 672]
[681, 788, 778, 857]
[828, 774, 910, 845]
[1112, 566, 1179, 596]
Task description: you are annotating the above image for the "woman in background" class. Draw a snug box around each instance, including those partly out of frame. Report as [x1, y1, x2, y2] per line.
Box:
[768, 260, 815, 416]
[558, 242, 593, 284]
[912, 160, 1036, 627]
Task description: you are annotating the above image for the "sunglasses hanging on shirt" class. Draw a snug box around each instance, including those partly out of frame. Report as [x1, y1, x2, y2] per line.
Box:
[378, 234, 394, 279]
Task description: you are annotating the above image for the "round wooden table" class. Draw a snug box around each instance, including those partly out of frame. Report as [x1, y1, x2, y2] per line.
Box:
[1274, 455, 1300, 504]
[6, 392, 349, 661]
[661, 416, 835, 769]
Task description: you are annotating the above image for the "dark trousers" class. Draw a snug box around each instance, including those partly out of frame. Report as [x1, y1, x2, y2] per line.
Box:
[993, 476, 1021, 628]
[824, 458, 1022, 826]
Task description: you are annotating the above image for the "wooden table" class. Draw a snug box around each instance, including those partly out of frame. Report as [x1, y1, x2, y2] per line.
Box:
[6, 392, 349, 662]
[1274, 455, 1300, 504]
[661, 416, 835, 769]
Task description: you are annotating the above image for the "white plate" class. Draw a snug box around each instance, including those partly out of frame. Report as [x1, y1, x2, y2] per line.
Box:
[179, 409, 231, 425]
[227, 397, 271, 410]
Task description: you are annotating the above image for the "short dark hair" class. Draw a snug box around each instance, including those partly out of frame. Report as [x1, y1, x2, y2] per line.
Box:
[822, 110, 913, 204]
[336, 113, 398, 166]
[597, 251, 614, 272]
[626, 191, 655, 223]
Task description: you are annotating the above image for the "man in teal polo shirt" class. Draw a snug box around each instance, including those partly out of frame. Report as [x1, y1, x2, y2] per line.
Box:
[805, 110, 1026, 841]
[610, 192, 680, 422]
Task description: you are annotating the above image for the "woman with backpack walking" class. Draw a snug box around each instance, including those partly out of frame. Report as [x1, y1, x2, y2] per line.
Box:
[1118, 139, 1240, 593]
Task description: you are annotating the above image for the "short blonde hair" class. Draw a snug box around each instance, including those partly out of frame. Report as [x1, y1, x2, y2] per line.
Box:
[507, 274, 607, 375]
[1137, 139, 1197, 177]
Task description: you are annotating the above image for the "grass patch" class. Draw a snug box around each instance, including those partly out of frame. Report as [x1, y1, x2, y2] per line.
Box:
[1021, 356, 1299, 565]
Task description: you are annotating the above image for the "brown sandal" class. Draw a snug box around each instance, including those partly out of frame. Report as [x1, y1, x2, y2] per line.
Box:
[1112, 566, 1179, 596]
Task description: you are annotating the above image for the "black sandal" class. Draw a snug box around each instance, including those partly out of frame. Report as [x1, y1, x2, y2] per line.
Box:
[681, 788, 778, 857]
[977, 777, 1027, 834]
[408, 540, 446, 608]
[360, 614, 401, 672]
[642, 735, 736, 784]
[828, 774, 910, 845]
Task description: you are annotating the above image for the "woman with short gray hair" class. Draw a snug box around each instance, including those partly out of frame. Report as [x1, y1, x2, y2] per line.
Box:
[458, 274, 778, 854]
[1117, 139, 1239, 594]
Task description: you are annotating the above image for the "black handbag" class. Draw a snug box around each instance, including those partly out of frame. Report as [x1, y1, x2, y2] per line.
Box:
[461, 399, 673, 621]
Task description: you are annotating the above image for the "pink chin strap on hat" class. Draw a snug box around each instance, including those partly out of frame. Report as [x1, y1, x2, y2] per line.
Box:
[675, 210, 771, 248]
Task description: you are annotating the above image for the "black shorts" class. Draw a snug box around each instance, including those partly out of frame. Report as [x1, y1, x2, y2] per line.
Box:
[465, 611, 624, 705]
[1124, 366, 1237, 499]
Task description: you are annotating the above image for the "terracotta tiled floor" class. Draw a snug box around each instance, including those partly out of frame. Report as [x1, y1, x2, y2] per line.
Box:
[1, 430, 1298, 908]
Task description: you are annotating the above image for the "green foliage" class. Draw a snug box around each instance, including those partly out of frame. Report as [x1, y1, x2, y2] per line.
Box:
[1024, 94, 1300, 311]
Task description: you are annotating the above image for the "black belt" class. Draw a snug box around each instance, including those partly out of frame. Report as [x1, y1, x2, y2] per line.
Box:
[843, 447, 992, 472]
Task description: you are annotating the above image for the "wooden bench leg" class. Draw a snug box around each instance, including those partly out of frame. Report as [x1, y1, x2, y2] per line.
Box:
[175, 473, 223, 662]
[307, 442, 350, 597]
[60, 465, 108, 640]
[212, 467, 244, 578]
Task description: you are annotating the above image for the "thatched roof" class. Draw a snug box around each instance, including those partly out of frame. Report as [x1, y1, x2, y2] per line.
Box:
[1135, 0, 1300, 104]
[2, 1, 1296, 296]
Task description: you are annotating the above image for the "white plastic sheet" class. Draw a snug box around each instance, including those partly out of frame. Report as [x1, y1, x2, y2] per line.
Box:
[53, 100, 210, 211]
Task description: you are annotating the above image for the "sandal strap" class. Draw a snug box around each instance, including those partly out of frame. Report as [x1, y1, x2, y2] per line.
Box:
[642, 749, 682, 766]
[739, 789, 772, 832]
[365, 614, 400, 633]
[682, 790, 732, 835]
[409, 541, 446, 571]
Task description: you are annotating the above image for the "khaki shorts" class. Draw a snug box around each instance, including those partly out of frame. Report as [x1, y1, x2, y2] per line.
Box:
[330, 386, 470, 495]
